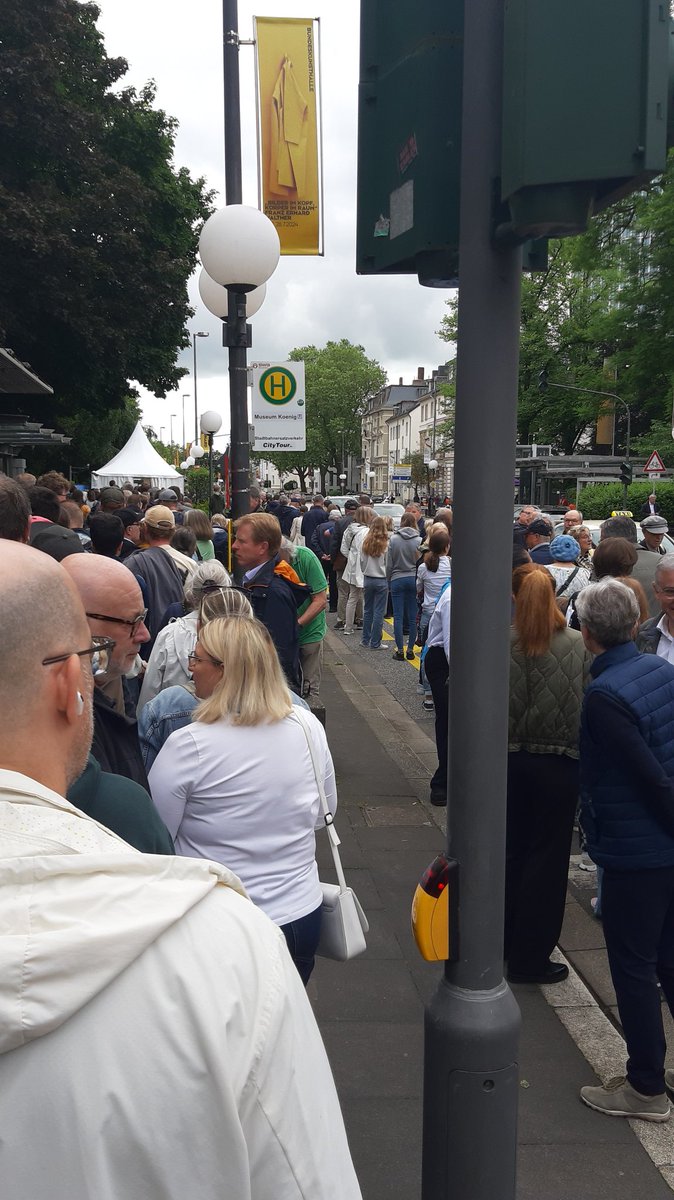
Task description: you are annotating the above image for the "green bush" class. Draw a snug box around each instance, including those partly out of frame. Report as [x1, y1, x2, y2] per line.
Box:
[579, 481, 674, 526]
[184, 466, 210, 506]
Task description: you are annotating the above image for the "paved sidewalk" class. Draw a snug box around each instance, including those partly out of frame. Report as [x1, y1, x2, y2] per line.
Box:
[309, 635, 673, 1199]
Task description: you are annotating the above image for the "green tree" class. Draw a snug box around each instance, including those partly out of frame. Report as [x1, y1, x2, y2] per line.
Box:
[253, 340, 386, 493]
[0, 0, 211, 430]
[438, 158, 674, 455]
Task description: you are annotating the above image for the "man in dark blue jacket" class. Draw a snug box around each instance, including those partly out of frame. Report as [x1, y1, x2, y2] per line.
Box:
[301, 495, 329, 543]
[232, 513, 310, 689]
[576, 578, 674, 1123]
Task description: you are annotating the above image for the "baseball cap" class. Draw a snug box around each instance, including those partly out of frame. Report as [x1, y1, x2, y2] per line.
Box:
[641, 514, 668, 533]
[31, 525, 85, 562]
[158, 489, 178, 504]
[118, 507, 143, 529]
[99, 486, 125, 506]
[143, 505, 175, 530]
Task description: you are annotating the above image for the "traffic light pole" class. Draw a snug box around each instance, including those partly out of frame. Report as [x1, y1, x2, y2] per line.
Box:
[421, 0, 522, 1193]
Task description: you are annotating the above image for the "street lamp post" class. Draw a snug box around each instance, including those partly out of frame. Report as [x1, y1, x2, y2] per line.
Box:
[169, 413, 177, 447]
[201, 410, 223, 516]
[181, 394, 190, 451]
[428, 459, 438, 516]
[196, 0, 279, 527]
[192, 332, 209, 443]
[338, 472, 347, 495]
[159, 426, 166, 444]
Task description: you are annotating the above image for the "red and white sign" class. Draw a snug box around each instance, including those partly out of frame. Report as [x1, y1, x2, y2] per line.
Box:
[643, 450, 666, 474]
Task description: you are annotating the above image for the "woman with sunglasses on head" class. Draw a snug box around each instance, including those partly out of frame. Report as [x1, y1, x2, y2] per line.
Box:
[149, 615, 335, 985]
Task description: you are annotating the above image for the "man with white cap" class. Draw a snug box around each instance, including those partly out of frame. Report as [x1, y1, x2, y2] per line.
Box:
[0, 542, 362, 1199]
[640, 514, 669, 556]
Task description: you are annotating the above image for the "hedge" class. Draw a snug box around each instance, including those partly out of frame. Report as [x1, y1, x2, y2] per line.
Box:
[578, 481, 674, 526]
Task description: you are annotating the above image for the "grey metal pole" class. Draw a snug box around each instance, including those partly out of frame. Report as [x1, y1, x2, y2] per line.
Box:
[193, 336, 198, 444]
[421, 0, 522, 1191]
[222, 0, 250, 531]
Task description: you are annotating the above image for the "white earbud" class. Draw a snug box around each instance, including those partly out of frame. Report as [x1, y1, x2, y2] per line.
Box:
[75, 692, 84, 716]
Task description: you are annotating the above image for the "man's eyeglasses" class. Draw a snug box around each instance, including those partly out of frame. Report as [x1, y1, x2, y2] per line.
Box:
[42, 636, 115, 678]
[656, 587, 674, 598]
[187, 650, 224, 668]
[86, 609, 148, 637]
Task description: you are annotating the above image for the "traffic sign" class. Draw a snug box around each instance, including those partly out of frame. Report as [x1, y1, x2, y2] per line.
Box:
[643, 450, 666, 474]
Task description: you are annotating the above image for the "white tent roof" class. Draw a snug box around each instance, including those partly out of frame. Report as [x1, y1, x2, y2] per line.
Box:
[91, 422, 183, 489]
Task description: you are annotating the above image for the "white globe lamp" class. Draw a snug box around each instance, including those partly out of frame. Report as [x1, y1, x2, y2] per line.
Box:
[200, 410, 223, 436]
[199, 205, 280, 290]
[428, 459, 439, 471]
[190, 443, 206, 460]
[185, 456, 195, 468]
[198, 269, 267, 319]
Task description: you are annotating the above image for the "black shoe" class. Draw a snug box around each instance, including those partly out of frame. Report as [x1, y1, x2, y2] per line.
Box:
[430, 788, 447, 807]
[392, 650, 405, 661]
[507, 961, 569, 985]
[406, 649, 415, 660]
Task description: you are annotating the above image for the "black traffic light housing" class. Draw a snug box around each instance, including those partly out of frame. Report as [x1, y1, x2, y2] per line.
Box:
[538, 368, 549, 392]
[620, 461, 633, 486]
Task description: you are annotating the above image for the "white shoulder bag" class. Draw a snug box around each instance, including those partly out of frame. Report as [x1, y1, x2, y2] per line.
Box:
[293, 709, 369, 961]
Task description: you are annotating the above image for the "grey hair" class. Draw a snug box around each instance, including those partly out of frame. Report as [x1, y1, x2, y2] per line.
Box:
[574, 578, 640, 647]
[183, 560, 231, 608]
[655, 553, 674, 584]
[280, 535, 297, 561]
[600, 515, 637, 544]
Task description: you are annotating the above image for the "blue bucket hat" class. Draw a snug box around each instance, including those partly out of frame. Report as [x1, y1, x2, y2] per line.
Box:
[549, 534, 580, 562]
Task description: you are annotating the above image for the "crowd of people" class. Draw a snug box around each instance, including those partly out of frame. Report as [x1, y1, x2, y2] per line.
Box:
[2, 461, 674, 1170]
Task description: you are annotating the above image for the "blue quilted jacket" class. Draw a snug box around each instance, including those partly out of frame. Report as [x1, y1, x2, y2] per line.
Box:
[580, 641, 674, 870]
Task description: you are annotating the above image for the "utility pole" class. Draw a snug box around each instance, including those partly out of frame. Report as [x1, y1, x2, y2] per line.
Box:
[421, 0, 522, 1192]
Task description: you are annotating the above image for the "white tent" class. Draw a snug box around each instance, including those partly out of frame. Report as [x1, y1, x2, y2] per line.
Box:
[91, 422, 183, 489]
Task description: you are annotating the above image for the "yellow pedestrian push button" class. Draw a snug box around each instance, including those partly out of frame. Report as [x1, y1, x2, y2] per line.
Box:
[411, 854, 459, 962]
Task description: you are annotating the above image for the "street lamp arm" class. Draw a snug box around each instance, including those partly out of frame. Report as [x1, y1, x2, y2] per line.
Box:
[547, 381, 630, 457]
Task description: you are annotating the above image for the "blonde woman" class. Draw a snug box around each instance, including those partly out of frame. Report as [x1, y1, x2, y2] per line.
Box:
[149, 615, 335, 985]
[360, 516, 390, 649]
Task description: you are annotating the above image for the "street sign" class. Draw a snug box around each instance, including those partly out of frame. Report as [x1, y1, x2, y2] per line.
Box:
[643, 450, 666, 474]
[251, 362, 306, 453]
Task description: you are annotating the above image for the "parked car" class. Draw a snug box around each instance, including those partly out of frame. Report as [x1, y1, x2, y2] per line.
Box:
[373, 502, 405, 529]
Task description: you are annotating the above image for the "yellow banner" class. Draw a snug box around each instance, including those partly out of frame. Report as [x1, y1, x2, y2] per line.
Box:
[255, 16, 321, 255]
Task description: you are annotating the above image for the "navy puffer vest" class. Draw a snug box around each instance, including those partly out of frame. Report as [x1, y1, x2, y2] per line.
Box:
[580, 642, 674, 870]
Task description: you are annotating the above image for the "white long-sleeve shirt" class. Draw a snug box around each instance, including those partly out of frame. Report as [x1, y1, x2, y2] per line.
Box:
[424, 582, 451, 660]
[149, 710, 337, 926]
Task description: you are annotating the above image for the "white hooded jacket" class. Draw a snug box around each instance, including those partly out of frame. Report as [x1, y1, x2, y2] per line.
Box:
[0, 770, 361, 1200]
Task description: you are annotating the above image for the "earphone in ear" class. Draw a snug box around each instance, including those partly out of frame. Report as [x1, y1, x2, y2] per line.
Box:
[75, 691, 85, 717]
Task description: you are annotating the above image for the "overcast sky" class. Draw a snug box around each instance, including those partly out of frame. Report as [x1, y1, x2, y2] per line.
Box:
[95, 0, 455, 449]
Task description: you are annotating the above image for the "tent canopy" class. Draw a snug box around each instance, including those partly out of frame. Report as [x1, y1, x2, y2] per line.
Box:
[91, 422, 183, 489]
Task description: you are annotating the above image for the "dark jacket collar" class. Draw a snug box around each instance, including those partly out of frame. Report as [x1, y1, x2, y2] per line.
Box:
[590, 640, 639, 679]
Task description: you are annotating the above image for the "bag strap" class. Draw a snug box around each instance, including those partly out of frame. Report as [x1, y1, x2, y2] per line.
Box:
[555, 565, 580, 598]
[291, 708, 348, 893]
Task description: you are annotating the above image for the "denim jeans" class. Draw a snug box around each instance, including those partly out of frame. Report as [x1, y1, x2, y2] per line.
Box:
[281, 902, 323, 985]
[602, 866, 674, 1095]
[390, 576, 417, 653]
[418, 610, 432, 693]
[362, 577, 388, 647]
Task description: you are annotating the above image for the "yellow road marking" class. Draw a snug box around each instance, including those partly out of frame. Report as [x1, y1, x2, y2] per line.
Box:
[382, 618, 421, 669]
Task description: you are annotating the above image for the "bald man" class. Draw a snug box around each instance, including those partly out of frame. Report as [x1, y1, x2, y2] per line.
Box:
[62, 555, 151, 788]
[0, 543, 95, 796]
[0, 543, 362, 1199]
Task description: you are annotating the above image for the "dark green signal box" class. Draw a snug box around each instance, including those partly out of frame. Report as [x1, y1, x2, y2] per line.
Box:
[356, 0, 464, 287]
[501, 0, 671, 239]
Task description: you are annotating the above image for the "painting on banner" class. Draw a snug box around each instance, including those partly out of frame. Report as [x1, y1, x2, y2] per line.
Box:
[254, 16, 322, 255]
[251, 362, 306, 452]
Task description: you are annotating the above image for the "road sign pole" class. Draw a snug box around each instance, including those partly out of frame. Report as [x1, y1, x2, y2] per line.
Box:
[421, 0, 521, 1191]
